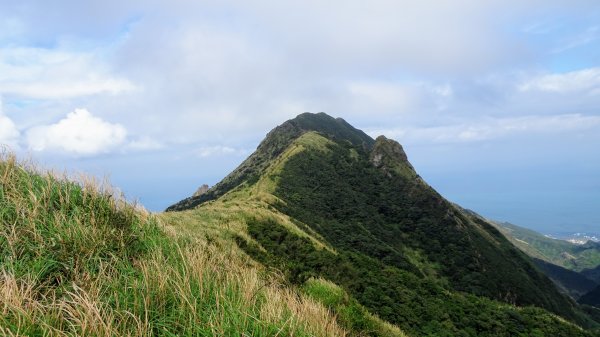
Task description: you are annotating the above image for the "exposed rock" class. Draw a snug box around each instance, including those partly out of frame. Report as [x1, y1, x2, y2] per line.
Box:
[369, 135, 416, 179]
[192, 184, 210, 197]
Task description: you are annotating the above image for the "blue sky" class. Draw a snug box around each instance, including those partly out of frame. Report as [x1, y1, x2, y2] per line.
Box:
[0, 0, 599, 233]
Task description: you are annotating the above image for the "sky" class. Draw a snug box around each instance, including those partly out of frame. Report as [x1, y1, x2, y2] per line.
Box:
[0, 0, 599, 233]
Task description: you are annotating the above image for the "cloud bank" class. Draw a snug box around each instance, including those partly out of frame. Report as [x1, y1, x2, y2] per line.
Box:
[26, 109, 127, 155]
[369, 114, 600, 144]
[0, 46, 135, 100]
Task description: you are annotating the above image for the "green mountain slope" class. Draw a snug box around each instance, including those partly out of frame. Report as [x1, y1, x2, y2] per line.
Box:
[491, 221, 600, 272]
[169, 112, 600, 336]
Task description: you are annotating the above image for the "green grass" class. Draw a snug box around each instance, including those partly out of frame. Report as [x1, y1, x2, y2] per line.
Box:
[0, 152, 347, 336]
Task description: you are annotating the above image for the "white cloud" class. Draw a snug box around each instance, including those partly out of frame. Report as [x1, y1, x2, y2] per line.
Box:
[3, 1, 600, 155]
[518, 68, 600, 94]
[10, 0, 585, 149]
[195, 146, 249, 158]
[231, 0, 531, 75]
[0, 114, 19, 148]
[0, 46, 135, 99]
[125, 137, 164, 151]
[369, 114, 600, 144]
[342, 80, 455, 118]
[26, 109, 127, 155]
[0, 98, 20, 148]
[347, 81, 418, 113]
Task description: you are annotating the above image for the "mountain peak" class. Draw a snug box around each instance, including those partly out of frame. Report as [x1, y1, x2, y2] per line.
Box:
[167, 112, 374, 211]
[276, 112, 374, 148]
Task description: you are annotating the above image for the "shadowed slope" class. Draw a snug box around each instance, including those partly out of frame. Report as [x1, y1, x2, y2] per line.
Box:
[580, 285, 600, 308]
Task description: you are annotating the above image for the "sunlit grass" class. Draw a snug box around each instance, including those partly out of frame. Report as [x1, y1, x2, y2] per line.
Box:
[0, 151, 347, 336]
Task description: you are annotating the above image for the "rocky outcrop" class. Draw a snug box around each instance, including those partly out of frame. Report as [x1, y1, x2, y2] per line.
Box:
[192, 184, 210, 197]
[369, 135, 416, 179]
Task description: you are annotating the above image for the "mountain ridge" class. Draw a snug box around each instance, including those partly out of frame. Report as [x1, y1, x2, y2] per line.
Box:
[168, 112, 600, 335]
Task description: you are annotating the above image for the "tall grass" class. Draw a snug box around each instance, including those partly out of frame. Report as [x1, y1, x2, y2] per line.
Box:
[0, 152, 347, 336]
[160, 189, 410, 337]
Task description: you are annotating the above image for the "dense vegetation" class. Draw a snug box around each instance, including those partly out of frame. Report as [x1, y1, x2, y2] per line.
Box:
[240, 215, 595, 336]
[488, 219, 600, 302]
[302, 278, 407, 336]
[0, 153, 348, 336]
[271, 135, 579, 313]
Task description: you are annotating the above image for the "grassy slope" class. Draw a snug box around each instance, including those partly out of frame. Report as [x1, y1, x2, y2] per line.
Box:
[492, 222, 600, 272]
[0, 153, 349, 336]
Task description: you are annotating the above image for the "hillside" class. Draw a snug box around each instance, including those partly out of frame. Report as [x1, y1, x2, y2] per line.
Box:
[584, 265, 600, 284]
[0, 152, 355, 336]
[492, 221, 600, 272]
[169, 112, 600, 336]
[533, 258, 598, 299]
[468, 214, 600, 300]
[580, 285, 600, 308]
